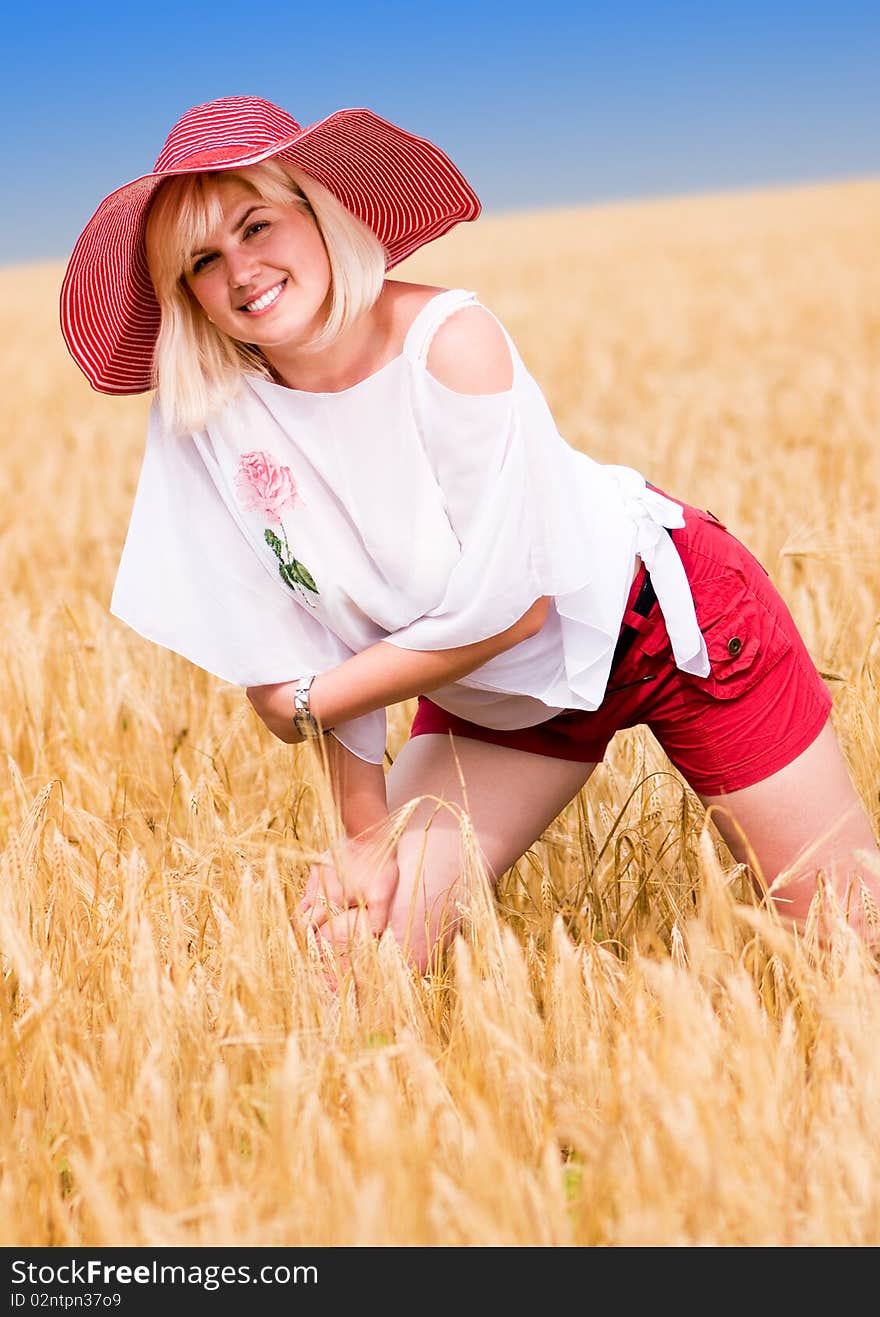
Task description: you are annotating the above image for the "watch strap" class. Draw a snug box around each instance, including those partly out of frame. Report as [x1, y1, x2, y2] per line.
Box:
[293, 674, 322, 738]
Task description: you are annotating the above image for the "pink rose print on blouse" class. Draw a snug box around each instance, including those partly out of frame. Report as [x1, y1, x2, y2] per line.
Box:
[235, 450, 319, 605]
[234, 449, 298, 524]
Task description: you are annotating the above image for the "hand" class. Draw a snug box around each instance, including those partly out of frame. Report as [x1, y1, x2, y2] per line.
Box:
[300, 833, 400, 951]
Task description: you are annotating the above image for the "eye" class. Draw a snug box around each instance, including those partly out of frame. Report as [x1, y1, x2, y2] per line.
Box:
[245, 220, 269, 238]
[191, 252, 216, 275]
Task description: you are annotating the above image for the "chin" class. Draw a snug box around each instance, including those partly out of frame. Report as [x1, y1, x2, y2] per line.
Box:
[267, 314, 323, 345]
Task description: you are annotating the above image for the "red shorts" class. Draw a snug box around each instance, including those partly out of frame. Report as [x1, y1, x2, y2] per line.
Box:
[409, 499, 832, 796]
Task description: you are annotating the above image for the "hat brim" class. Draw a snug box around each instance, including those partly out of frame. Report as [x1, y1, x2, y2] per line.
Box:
[60, 107, 481, 396]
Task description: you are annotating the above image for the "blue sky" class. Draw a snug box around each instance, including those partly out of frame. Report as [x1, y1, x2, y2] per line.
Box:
[4, 0, 879, 265]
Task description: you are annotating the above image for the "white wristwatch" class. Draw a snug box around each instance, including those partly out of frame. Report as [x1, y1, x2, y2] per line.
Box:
[292, 674, 324, 739]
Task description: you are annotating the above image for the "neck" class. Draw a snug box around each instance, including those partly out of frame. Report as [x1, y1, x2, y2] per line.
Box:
[264, 284, 392, 393]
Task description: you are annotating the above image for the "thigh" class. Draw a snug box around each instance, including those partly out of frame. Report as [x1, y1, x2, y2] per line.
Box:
[700, 719, 880, 934]
[630, 506, 879, 935]
[384, 733, 596, 972]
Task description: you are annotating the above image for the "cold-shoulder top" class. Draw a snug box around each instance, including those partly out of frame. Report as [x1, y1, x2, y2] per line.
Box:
[110, 287, 709, 763]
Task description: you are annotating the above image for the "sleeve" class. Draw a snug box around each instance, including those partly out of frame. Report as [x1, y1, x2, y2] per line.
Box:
[385, 357, 709, 704]
[109, 401, 387, 764]
[384, 359, 618, 655]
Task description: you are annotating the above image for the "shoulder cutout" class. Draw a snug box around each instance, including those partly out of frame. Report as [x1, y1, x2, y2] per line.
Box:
[424, 305, 514, 395]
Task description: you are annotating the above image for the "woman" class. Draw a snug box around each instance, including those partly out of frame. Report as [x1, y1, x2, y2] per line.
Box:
[62, 96, 879, 973]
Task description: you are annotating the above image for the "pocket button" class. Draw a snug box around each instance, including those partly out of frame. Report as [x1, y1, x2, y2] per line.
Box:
[727, 636, 744, 657]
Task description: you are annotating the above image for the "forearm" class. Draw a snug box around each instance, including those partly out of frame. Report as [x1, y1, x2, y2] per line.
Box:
[324, 734, 389, 839]
[246, 596, 549, 743]
[312, 641, 489, 728]
[311, 596, 549, 727]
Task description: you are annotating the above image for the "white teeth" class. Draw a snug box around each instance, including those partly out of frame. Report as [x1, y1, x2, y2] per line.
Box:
[243, 281, 284, 312]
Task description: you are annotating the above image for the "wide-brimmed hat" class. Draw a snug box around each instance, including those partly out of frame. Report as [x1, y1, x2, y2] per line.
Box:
[60, 96, 481, 395]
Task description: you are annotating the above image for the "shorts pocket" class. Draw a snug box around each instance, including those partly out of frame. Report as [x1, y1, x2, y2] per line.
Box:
[685, 567, 792, 700]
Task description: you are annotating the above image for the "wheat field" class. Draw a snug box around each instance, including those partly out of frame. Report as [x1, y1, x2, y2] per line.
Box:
[1, 179, 879, 1247]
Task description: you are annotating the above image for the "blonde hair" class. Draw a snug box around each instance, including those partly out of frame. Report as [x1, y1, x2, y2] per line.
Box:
[145, 158, 388, 433]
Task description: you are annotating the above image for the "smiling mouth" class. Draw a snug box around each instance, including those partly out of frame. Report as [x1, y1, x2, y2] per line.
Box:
[239, 279, 287, 314]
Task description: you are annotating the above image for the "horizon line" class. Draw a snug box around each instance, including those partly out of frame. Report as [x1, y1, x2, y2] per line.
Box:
[4, 170, 878, 275]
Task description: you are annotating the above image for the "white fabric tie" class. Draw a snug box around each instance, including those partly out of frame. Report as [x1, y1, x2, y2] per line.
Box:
[609, 468, 710, 678]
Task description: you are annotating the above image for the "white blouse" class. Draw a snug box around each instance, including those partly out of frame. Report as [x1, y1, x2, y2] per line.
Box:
[110, 287, 709, 764]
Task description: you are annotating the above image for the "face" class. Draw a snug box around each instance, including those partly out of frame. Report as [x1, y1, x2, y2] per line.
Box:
[182, 178, 332, 348]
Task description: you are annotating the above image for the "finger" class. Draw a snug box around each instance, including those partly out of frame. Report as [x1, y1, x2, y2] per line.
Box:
[313, 893, 390, 940]
[314, 914, 354, 980]
[299, 862, 341, 916]
[306, 895, 338, 931]
[303, 888, 348, 931]
[299, 862, 324, 909]
[365, 897, 393, 938]
[318, 908, 369, 958]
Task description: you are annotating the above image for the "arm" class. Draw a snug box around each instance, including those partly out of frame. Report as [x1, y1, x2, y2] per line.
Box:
[292, 598, 549, 951]
[324, 732, 389, 839]
[299, 733, 399, 945]
[247, 592, 550, 744]
[260, 597, 551, 943]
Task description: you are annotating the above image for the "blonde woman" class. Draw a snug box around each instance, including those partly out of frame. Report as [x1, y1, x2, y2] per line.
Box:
[63, 96, 879, 972]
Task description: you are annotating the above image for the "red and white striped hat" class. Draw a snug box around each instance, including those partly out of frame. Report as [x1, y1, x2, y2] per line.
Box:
[60, 96, 481, 395]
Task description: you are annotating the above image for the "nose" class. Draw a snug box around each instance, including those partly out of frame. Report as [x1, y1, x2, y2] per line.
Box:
[226, 249, 261, 289]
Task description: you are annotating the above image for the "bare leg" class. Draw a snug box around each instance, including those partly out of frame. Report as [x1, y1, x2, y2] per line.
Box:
[384, 734, 596, 973]
[700, 721, 880, 940]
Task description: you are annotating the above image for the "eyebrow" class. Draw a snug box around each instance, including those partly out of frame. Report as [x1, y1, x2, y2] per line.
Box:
[191, 204, 267, 258]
